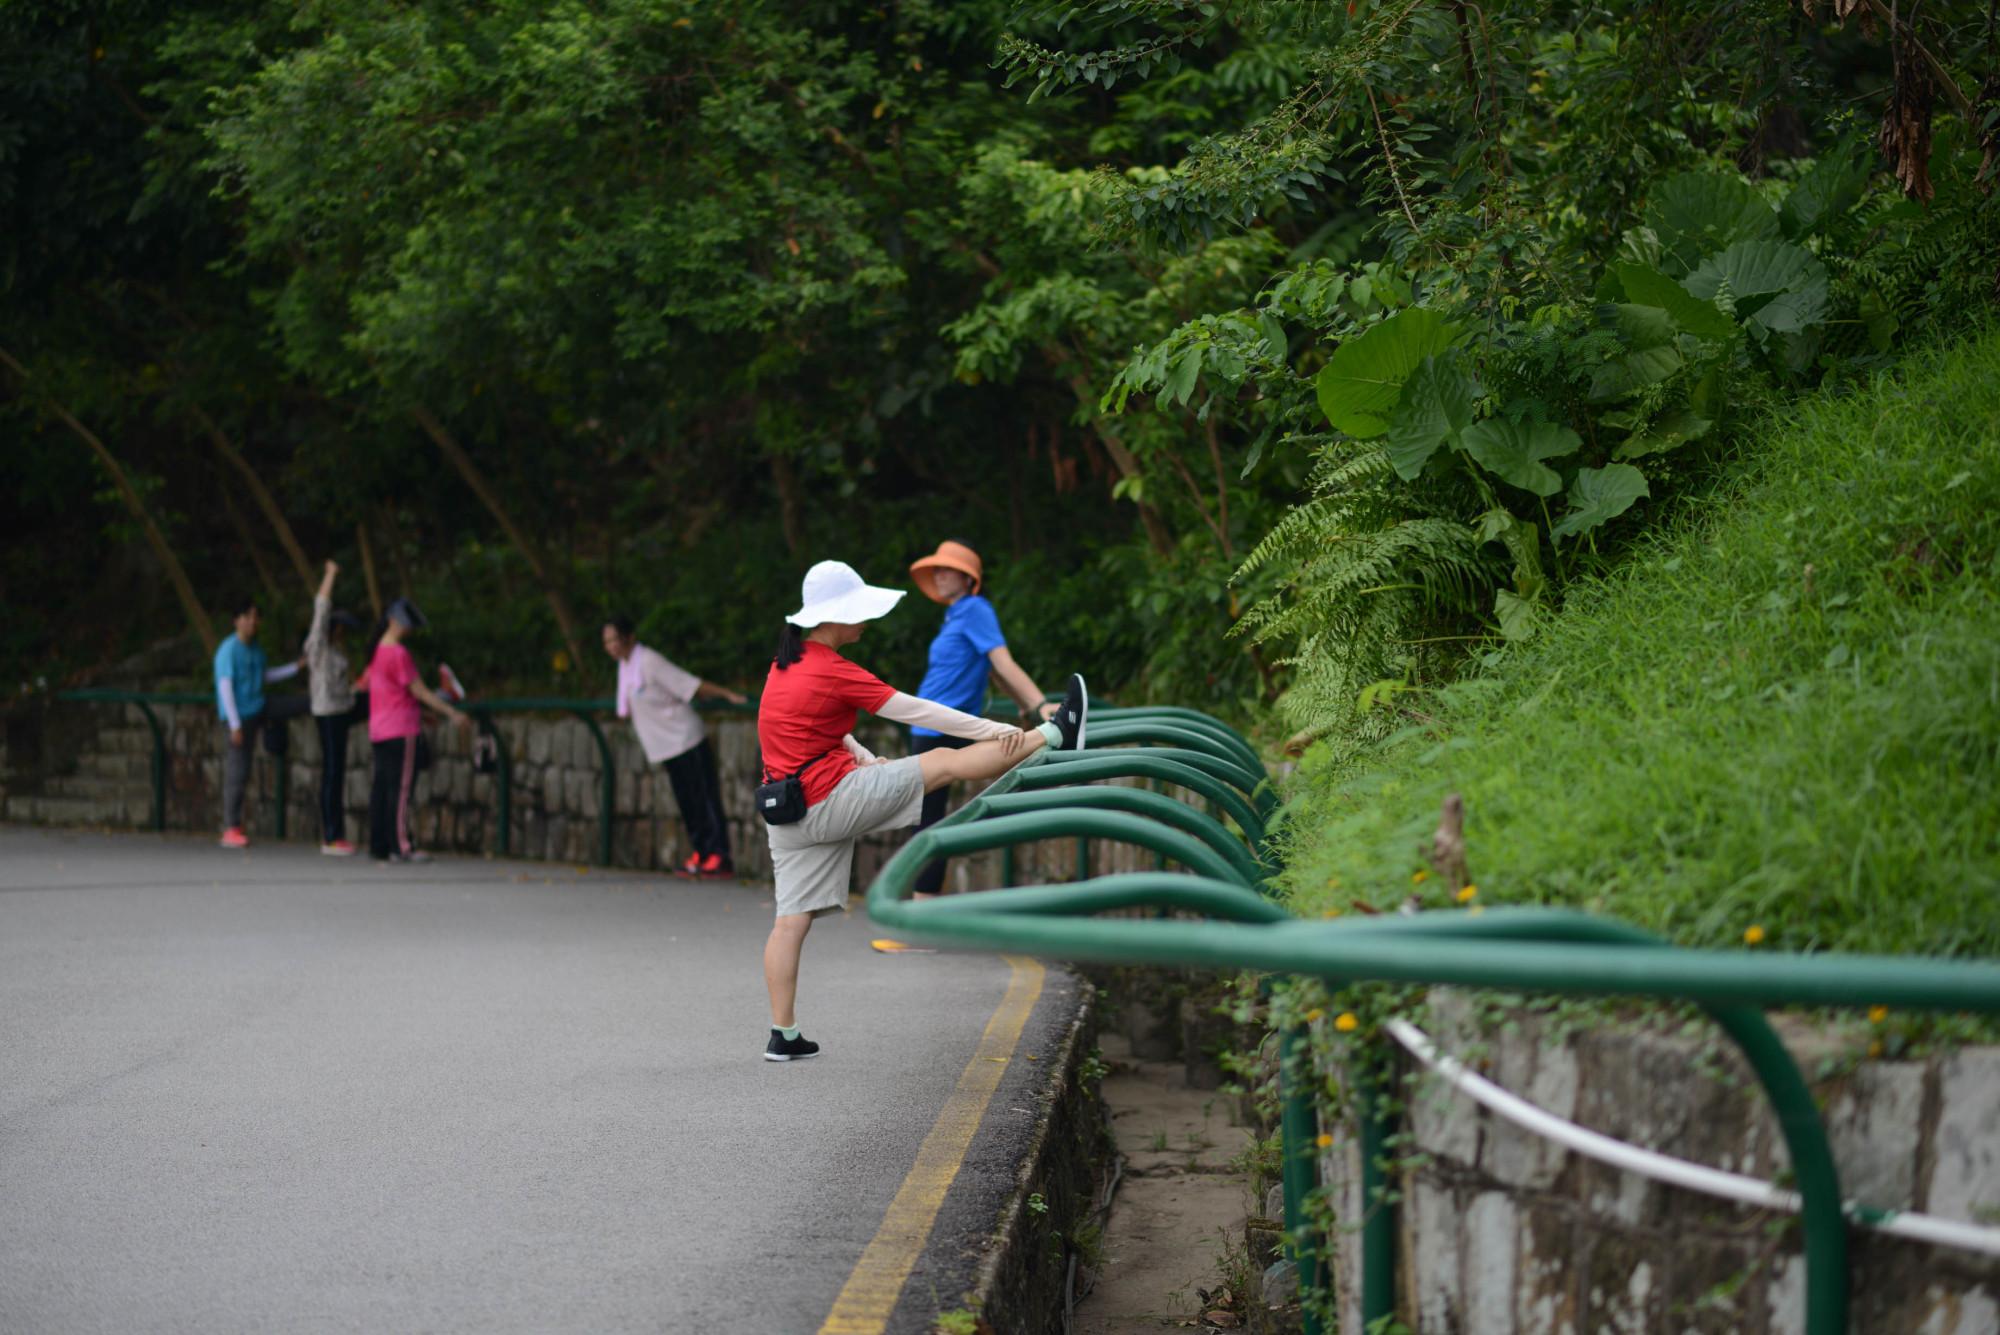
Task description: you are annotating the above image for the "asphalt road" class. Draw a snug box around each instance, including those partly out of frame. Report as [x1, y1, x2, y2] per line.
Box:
[0, 828, 1081, 1334]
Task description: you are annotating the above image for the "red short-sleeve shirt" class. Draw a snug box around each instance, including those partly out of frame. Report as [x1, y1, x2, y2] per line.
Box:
[757, 642, 895, 807]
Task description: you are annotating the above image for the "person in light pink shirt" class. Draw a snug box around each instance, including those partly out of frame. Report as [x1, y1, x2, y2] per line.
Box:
[603, 615, 747, 877]
[359, 598, 468, 863]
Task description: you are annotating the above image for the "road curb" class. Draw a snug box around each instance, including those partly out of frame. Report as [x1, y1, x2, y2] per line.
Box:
[962, 972, 1104, 1335]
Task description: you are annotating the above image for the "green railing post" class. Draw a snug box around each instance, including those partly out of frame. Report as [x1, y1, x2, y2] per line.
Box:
[478, 715, 512, 857]
[1709, 1004, 1849, 1332]
[1279, 1017, 1325, 1335]
[1354, 1039, 1398, 1332]
[570, 709, 615, 867]
[132, 699, 167, 832]
[273, 722, 289, 840]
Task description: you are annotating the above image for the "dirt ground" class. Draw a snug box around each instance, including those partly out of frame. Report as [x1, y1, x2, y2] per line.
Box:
[1073, 1033, 1262, 1334]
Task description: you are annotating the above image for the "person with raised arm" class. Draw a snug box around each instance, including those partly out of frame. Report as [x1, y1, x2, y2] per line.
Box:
[304, 560, 364, 855]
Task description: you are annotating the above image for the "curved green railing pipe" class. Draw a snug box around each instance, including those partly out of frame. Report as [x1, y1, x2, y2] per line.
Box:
[1091, 704, 1258, 751]
[1034, 745, 1273, 816]
[1086, 710, 1265, 775]
[966, 791, 1271, 887]
[466, 698, 618, 864]
[57, 688, 198, 831]
[909, 871, 1285, 922]
[1078, 722, 1277, 798]
[868, 700, 2000, 1335]
[470, 713, 516, 855]
[869, 905, 2000, 1013]
[895, 810, 1254, 891]
[1009, 755, 1268, 849]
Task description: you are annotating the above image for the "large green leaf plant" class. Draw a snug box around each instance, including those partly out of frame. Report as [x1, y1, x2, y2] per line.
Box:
[1306, 168, 1847, 640]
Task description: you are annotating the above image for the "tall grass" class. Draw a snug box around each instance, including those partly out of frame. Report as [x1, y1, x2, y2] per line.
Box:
[1280, 331, 2000, 957]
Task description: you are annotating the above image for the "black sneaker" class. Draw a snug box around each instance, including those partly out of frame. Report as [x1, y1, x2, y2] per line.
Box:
[764, 1029, 820, 1062]
[1051, 674, 1089, 751]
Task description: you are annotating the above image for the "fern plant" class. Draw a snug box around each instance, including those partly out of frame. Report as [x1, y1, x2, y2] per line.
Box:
[1234, 444, 1501, 734]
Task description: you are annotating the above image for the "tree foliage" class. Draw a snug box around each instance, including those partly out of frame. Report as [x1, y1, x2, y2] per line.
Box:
[2, 0, 1996, 723]
[1013, 0, 2000, 735]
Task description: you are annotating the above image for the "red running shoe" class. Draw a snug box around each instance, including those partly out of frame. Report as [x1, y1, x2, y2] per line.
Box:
[674, 852, 703, 878]
[219, 827, 250, 849]
[698, 852, 735, 880]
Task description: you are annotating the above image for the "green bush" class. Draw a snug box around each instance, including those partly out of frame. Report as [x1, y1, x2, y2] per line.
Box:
[1278, 330, 2000, 957]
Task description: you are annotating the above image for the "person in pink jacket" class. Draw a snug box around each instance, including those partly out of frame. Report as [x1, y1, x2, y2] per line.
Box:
[357, 598, 468, 863]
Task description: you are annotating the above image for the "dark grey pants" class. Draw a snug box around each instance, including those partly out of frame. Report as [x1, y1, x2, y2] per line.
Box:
[911, 733, 972, 895]
[220, 696, 309, 831]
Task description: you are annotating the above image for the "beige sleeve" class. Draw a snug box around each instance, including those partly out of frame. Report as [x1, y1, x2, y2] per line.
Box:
[875, 691, 1019, 741]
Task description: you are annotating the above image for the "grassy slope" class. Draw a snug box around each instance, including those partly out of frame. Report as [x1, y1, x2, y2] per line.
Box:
[1279, 332, 2000, 957]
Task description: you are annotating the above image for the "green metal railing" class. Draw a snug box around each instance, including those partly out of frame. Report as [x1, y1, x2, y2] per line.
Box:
[51, 688, 765, 863]
[47, 687, 1052, 866]
[863, 705, 2000, 1335]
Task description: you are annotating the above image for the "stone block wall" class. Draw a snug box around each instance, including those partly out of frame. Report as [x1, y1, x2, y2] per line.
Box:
[3, 701, 1168, 888]
[1321, 991, 2000, 1334]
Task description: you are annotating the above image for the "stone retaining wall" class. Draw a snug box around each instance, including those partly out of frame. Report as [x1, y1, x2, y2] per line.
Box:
[1321, 991, 2000, 1334]
[1, 701, 1156, 888]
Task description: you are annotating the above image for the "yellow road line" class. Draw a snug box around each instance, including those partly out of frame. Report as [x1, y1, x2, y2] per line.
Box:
[818, 954, 1046, 1334]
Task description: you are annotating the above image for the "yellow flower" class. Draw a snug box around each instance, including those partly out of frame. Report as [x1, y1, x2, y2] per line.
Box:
[1315, 1133, 1334, 1149]
[1411, 869, 1431, 885]
[552, 650, 572, 674]
[1334, 1012, 1360, 1033]
[1320, 908, 1343, 919]
[1867, 1040, 1884, 1059]
[1304, 1008, 1325, 1023]
[1456, 884, 1478, 904]
[1743, 924, 1766, 946]
[1868, 1005, 1889, 1025]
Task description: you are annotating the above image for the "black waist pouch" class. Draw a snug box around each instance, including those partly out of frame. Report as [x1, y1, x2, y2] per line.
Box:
[756, 748, 837, 826]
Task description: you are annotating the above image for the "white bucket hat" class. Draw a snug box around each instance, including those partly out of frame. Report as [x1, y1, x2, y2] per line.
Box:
[787, 560, 906, 627]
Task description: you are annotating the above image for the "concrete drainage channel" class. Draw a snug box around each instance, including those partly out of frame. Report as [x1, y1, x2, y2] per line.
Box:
[947, 965, 1287, 1335]
[947, 980, 1105, 1335]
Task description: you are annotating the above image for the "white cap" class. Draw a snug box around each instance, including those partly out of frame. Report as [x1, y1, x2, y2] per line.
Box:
[787, 560, 906, 628]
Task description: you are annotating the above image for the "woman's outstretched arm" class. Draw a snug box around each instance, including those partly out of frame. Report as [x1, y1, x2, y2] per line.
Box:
[875, 691, 1020, 742]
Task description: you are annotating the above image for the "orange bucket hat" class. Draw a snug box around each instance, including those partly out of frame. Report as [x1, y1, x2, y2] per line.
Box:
[909, 540, 984, 604]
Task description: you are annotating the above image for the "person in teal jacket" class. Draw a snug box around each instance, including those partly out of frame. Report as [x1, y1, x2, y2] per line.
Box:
[214, 597, 308, 848]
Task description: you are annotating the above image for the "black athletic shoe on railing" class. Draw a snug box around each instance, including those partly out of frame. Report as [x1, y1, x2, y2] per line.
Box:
[764, 1030, 821, 1062]
[1053, 674, 1088, 751]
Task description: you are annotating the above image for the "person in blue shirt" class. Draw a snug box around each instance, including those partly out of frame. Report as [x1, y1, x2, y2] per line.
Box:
[906, 541, 1057, 896]
[214, 597, 308, 849]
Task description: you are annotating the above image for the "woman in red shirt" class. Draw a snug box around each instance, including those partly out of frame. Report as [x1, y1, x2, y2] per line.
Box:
[756, 560, 1087, 1062]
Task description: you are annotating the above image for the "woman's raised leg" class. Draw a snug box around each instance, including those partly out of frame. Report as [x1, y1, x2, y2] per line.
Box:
[915, 728, 1044, 793]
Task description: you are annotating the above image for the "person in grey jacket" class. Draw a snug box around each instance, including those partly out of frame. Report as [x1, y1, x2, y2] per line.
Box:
[304, 560, 363, 855]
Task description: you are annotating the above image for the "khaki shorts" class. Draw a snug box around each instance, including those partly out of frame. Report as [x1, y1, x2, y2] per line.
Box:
[766, 756, 926, 918]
